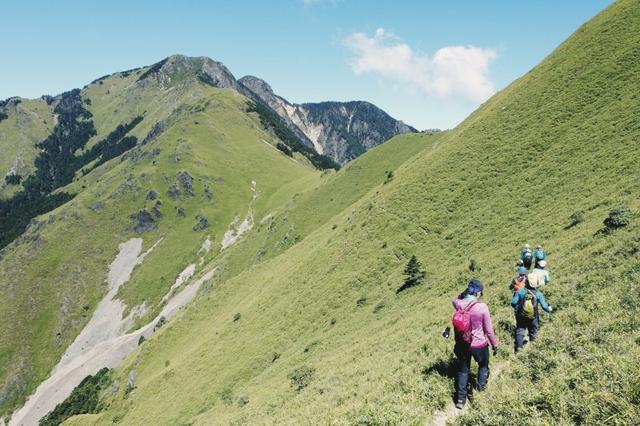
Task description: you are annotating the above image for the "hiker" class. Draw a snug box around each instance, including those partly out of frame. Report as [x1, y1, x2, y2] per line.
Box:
[520, 244, 534, 269]
[509, 266, 529, 292]
[511, 274, 552, 352]
[451, 279, 499, 409]
[531, 260, 550, 287]
[533, 245, 546, 268]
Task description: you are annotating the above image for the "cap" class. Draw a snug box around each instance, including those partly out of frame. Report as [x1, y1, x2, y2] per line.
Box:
[467, 279, 484, 294]
[517, 266, 528, 275]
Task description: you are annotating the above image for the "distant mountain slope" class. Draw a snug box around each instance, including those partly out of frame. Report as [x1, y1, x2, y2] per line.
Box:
[53, 1, 640, 424]
[0, 59, 324, 421]
[0, 97, 54, 199]
[240, 75, 416, 164]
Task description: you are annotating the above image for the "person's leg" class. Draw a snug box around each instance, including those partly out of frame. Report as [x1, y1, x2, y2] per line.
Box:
[471, 345, 490, 390]
[529, 317, 539, 342]
[515, 317, 526, 352]
[454, 341, 472, 405]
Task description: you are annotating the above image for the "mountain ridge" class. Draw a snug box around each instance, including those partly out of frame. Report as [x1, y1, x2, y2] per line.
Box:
[239, 74, 417, 163]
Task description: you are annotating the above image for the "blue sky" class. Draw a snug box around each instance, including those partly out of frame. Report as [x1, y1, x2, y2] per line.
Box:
[1, 0, 614, 129]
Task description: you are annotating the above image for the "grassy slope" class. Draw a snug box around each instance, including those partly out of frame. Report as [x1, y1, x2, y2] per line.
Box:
[213, 131, 444, 284]
[0, 98, 54, 198]
[78, 1, 639, 424]
[0, 71, 318, 418]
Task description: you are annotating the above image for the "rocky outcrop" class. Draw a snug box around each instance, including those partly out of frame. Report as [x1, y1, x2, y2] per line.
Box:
[239, 76, 416, 164]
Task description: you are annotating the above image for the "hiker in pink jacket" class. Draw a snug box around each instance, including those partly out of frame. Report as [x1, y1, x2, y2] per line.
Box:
[451, 279, 499, 409]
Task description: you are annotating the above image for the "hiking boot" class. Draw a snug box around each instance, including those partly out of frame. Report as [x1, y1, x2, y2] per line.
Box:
[455, 400, 465, 409]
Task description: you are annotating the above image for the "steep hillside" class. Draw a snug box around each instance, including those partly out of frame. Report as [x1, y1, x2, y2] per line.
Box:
[0, 63, 323, 422]
[53, 1, 640, 424]
[240, 75, 416, 164]
[0, 97, 54, 199]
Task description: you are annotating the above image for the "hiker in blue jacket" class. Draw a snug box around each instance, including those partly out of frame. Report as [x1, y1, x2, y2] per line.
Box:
[520, 244, 534, 269]
[533, 245, 546, 268]
[511, 275, 552, 352]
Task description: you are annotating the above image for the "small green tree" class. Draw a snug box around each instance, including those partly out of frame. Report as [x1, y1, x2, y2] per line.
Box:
[397, 255, 426, 293]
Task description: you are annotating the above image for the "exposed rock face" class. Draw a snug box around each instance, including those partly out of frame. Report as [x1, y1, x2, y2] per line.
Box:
[239, 76, 315, 148]
[239, 76, 416, 164]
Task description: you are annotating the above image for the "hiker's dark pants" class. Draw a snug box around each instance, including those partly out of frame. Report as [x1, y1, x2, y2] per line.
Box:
[515, 316, 539, 351]
[454, 341, 490, 402]
[523, 258, 532, 269]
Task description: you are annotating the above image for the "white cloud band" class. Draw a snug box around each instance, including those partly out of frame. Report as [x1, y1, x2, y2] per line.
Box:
[344, 28, 497, 103]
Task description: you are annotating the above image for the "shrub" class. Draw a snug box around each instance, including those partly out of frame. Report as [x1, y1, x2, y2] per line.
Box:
[276, 142, 293, 157]
[384, 170, 394, 184]
[288, 366, 315, 391]
[372, 300, 385, 314]
[233, 313, 241, 322]
[603, 206, 631, 230]
[356, 295, 367, 306]
[468, 259, 478, 272]
[154, 316, 167, 330]
[565, 210, 584, 229]
[219, 387, 234, 405]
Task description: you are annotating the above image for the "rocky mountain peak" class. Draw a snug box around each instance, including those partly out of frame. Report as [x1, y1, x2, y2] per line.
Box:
[239, 75, 276, 98]
[139, 55, 240, 91]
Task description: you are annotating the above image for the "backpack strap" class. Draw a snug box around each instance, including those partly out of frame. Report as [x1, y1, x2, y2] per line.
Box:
[462, 301, 477, 312]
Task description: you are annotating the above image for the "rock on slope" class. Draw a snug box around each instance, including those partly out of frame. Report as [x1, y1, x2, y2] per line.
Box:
[239, 75, 416, 164]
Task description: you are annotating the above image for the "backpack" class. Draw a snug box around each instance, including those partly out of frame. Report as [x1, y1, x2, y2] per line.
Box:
[518, 289, 537, 320]
[452, 301, 476, 342]
[523, 250, 533, 260]
[528, 271, 544, 288]
[534, 250, 545, 261]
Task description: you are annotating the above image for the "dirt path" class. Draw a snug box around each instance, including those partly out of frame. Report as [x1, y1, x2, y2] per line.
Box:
[9, 238, 214, 426]
[430, 361, 508, 426]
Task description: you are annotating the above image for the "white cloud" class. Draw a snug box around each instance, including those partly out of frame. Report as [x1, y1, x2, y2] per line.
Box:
[344, 28, 497, 103]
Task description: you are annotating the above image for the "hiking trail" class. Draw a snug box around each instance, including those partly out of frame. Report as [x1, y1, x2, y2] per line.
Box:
[429, 343, 533, 426]
[430, 361, 507, 426]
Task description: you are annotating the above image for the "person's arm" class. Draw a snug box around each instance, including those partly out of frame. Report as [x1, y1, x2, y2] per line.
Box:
[483, 306, 498, 347]
[545, 271, 550, 284]
[537, 291, 551, 312]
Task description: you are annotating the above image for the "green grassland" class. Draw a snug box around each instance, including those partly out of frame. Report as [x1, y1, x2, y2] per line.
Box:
[2, 0, 640, 424]
[55, 1, 639, 424]
[0, 71, 319, 417]
[0, 98, 55, 198]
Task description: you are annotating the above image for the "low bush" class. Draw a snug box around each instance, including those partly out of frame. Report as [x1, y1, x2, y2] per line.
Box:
[603, 206, 631, 231]
[288, 366, 315, 391]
